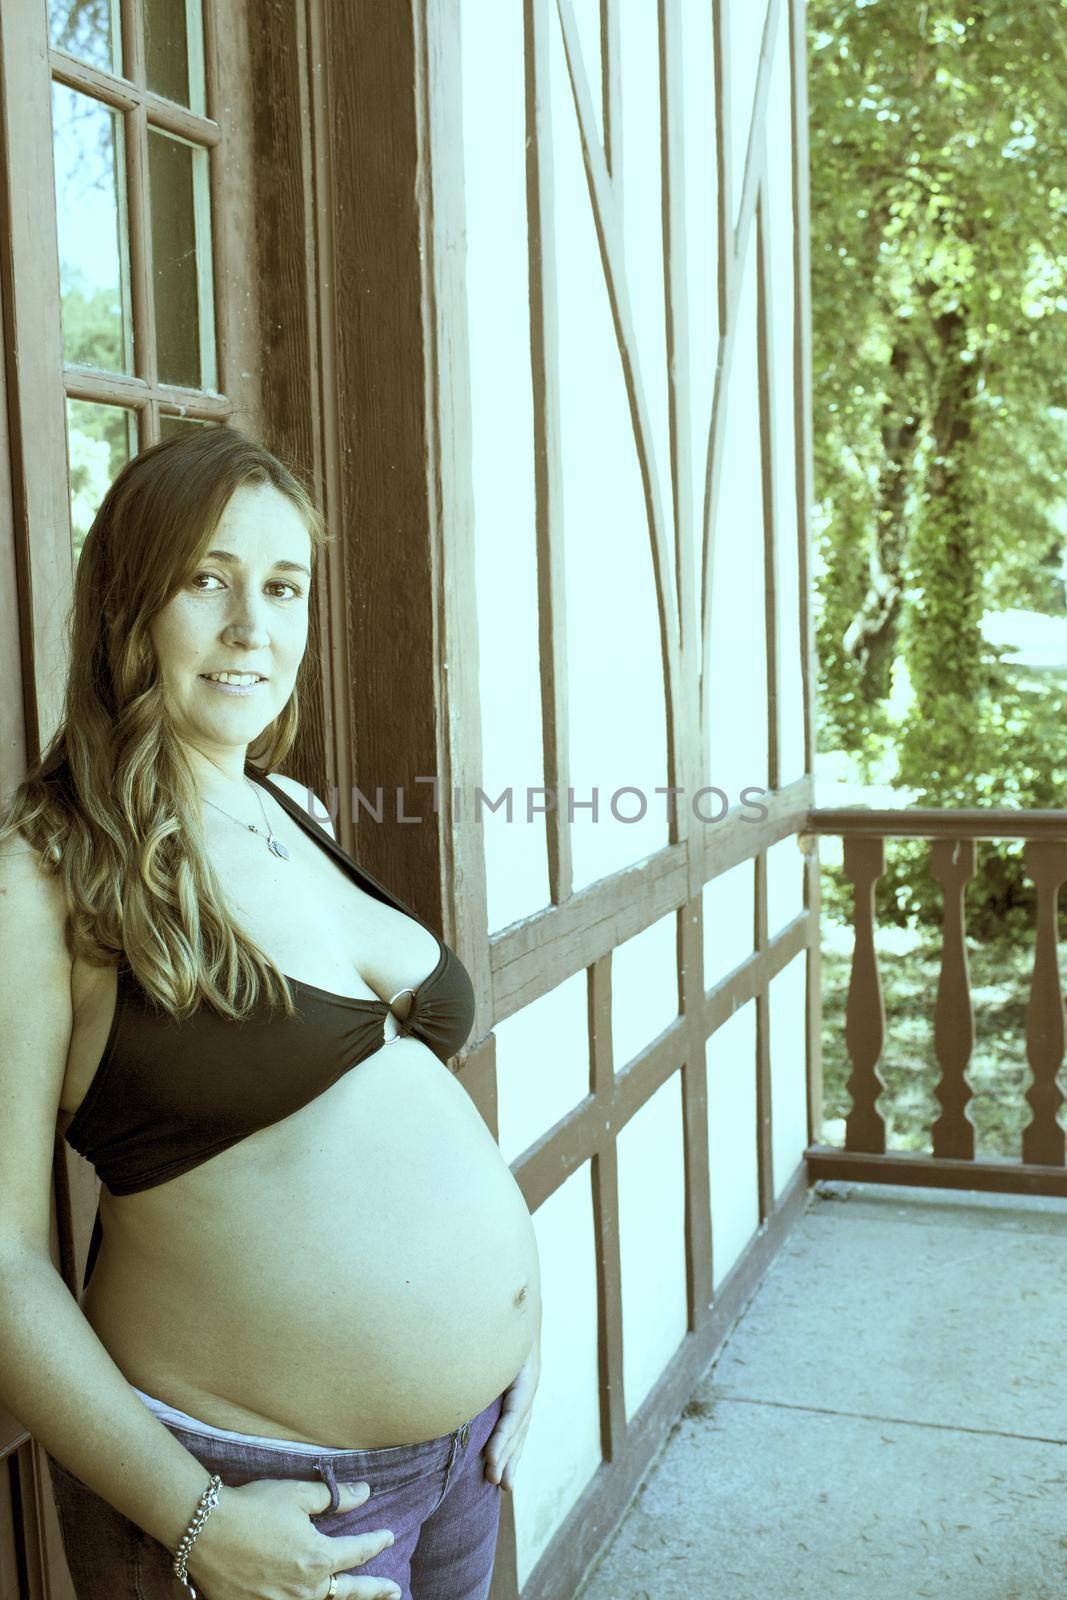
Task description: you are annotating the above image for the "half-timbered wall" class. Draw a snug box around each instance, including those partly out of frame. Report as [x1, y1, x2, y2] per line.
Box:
[450, 0, 817, 1591]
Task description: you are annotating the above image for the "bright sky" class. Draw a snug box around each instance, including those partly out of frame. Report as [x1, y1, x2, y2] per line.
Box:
[53, 86, 123, 296]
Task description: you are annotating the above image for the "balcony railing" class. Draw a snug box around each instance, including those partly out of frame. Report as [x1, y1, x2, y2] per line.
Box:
[804, 807, 1067, 1199]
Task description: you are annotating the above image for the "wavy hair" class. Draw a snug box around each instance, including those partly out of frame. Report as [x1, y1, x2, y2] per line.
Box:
[0, 425, 332, 1021]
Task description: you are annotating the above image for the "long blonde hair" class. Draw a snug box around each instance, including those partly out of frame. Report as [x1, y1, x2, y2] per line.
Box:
[0, 426, 331, 1021]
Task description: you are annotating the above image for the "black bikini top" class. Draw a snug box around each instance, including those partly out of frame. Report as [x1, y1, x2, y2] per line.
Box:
[62, 766, 475, 1288]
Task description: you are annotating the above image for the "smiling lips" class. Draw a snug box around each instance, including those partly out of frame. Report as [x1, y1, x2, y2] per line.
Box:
[200, 671, 268, 684]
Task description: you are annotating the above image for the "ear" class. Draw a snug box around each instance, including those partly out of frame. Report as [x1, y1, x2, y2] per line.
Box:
[266, 771, 337, 840]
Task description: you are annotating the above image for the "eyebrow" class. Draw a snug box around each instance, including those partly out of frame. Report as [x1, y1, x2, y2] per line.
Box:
[204, 549, 312, 579]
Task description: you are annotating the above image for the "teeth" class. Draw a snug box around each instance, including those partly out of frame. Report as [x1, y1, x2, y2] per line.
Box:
[205, 672, 263, 685]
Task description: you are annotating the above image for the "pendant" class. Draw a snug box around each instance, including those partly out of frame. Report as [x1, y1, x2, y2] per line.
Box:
[267, 834, 290, 861]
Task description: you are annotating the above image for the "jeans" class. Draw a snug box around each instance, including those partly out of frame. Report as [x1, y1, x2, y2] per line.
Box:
[45, 1385, 506, 1600]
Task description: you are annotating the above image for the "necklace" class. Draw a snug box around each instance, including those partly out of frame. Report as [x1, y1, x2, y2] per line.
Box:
[200, 776, 291, 861]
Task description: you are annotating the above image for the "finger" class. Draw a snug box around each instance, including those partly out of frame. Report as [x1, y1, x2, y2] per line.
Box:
[495, 1417, 531, 1487]
[487, 1415, 530, 1481]
[303, 1478, 373, 1518]
[324, 1524, 397, 1573]
[337, 1578, 402, 1600]
[320, 1531, 401, 1600]
[501, 1440, 526, 1492]
[485, 1416, 521, 1473]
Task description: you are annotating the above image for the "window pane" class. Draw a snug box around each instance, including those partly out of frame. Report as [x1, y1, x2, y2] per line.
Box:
[66, 400, 137, 565]
[49, 0, 122, 76]
[147, 128, 216, 389]
[52, 84, 134, 374]
[145, 0, 206, 114]
[145, 0, 188, 106]
[159, 414, 211, 442]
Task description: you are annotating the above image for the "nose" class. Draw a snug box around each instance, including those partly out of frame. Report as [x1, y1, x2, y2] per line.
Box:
[222, 586, 271, 648]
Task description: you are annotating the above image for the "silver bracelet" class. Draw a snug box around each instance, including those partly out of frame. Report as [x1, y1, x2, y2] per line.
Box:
[172, 1473, 223, 1597]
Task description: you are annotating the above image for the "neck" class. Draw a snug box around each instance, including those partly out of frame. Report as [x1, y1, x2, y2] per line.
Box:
[183, 745, 252, 798]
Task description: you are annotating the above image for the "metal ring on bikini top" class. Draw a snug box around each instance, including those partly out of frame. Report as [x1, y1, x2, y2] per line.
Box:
[383, 987, 416, 1044]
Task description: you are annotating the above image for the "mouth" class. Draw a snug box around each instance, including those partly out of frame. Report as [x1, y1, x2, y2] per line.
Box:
[198, 672, 269, 693]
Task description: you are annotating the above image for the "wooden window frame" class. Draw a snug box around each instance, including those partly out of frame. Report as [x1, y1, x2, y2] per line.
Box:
[0, 0, 262, 756]
[0, 0, 263, 1470]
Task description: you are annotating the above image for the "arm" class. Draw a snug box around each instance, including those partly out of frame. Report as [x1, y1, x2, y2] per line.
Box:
[0, 1256, 213, 1549]
[0, 839, 212, 1549]
[0, 837, 402, 1600]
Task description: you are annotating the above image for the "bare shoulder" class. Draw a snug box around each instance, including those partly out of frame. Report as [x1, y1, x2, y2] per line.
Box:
[0, 831, 68, 929]
[0, 834, 71, 977]
[266, 772, 336, 839]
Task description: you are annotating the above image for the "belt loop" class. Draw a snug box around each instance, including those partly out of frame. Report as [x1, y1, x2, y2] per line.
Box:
[314, 1457, 342, 1516]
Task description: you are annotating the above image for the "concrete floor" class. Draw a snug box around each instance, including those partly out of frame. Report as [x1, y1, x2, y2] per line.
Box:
[575, 1180, 1067, 1600]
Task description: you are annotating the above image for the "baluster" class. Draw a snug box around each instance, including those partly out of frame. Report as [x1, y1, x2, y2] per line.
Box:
[930, 838, 977, 1159]
[843, 835, 887, 1152]
[1022, 840, 1067, 1166]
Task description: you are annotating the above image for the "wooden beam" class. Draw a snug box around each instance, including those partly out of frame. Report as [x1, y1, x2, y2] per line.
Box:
[0, 0, 74, 754]
[526, 0, 573, 907]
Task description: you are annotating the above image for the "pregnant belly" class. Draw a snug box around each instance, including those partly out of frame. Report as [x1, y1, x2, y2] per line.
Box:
[81, 1041, 542, 1447]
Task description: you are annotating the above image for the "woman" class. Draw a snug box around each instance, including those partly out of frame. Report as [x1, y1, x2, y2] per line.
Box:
[0, 426, 542, 1600]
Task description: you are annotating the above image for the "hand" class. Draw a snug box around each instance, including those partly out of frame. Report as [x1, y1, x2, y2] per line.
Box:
[484, 1338, 541, 1492]
[187, 1476, 402, 1600]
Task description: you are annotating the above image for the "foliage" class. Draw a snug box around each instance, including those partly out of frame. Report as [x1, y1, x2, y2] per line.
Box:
[61, 268, 125, 376]
[50, 0, 115, 67]
[61, 275, 136, 558]
[807, 0, 1067, 935]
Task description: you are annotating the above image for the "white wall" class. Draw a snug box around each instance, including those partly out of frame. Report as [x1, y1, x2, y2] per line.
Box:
[459, 0, 808, 1577]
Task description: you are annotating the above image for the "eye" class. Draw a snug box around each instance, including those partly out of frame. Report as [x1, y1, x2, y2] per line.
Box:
[189, 572, 304, 600]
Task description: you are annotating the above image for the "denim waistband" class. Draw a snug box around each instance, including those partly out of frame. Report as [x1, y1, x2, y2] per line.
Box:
[118, 1384, 499, 1523]
[131, 1384, 374, 1454]
[131, 1383, 477, 1460]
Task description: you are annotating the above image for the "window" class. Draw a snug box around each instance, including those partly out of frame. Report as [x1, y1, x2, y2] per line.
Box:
[48, 0, 224, 559]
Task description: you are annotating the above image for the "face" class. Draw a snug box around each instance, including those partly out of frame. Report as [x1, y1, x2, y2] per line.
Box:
[149, 482, 313, 776]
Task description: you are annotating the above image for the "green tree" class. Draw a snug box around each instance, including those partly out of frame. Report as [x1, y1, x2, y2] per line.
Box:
[808, 0, 1067, 936]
